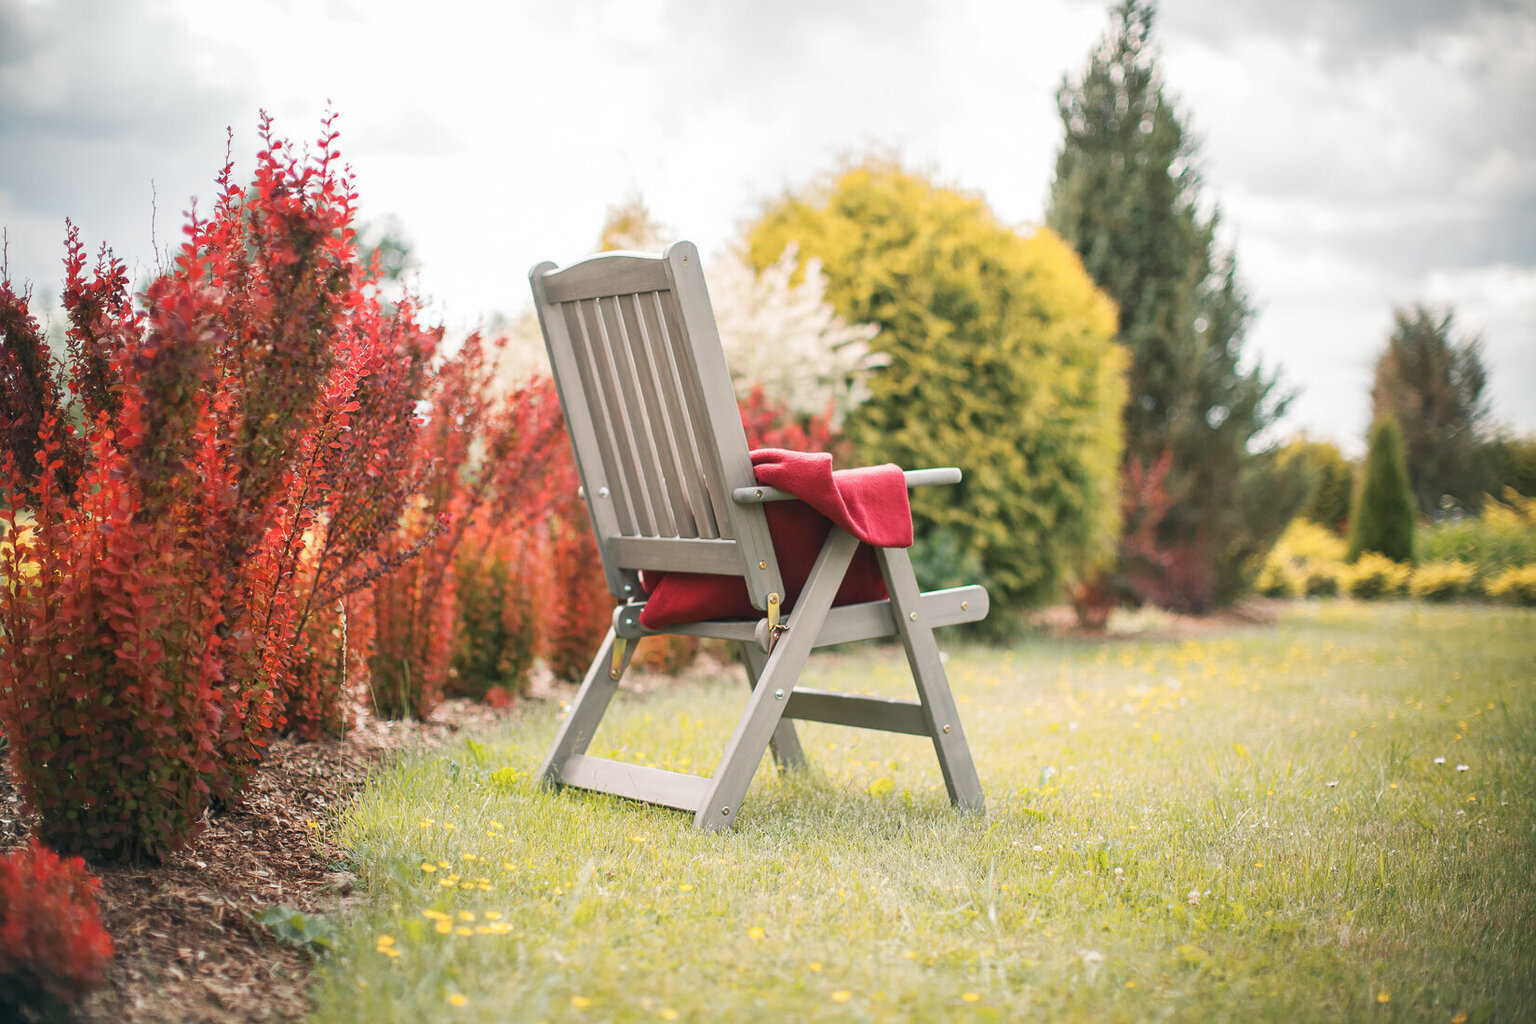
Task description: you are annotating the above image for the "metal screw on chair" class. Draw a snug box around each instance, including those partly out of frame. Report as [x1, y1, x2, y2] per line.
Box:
[943, 724, 951, 733]
[759, 561, 768, 569]
[909, 611, 918, 621]
[774, 689, 784, 700]
[961, 601, 969, 610]
[720, 806, 730, 815]
[598, 486, 609, 498]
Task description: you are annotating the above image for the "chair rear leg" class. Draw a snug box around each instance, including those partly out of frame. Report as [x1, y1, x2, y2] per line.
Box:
[739, 641, 806, 771]
[539, 626, 634, 786]
[876, 547, 985, 813]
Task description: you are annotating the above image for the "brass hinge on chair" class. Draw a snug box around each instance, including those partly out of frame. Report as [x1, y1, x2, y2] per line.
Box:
[766, 592, 788, 652]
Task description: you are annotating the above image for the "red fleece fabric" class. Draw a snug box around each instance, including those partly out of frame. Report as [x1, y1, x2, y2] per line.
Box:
[636, 449, 913, 629]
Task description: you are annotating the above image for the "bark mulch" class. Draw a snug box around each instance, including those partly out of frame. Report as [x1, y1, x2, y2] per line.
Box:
[0, 700, 518, 1024]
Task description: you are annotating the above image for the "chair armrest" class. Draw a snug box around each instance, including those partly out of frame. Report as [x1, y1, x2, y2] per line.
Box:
[732, 467, 961, 504]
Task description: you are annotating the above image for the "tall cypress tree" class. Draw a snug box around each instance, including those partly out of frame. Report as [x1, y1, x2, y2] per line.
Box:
[1046, 0, 1293, 610]
[1347, 415, 1416, 564]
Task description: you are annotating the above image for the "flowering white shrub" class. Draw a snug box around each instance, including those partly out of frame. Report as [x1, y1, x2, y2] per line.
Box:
[709, 242, 883, 432]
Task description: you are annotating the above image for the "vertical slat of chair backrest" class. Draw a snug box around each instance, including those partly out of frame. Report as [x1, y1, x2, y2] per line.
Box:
[560, 300, 638, 537]
[619, 292, 700, 538]
[573, 298, 656, 536]
[634, 289, 720, 539]
[597, 296, 677, 537]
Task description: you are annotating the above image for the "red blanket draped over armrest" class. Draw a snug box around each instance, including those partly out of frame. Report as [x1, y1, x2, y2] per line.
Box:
[636, 449, 913, 630]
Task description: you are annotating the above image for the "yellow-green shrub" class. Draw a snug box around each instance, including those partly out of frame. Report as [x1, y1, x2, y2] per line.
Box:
[1341, 553, 1411, 599]
[1483, 564, 1536, 606]
[1260, 518, 1346, 599]
[1256, 560, 1301, 598]
[1408, 561, 1475, 602]
[747, 162, 1126, 614]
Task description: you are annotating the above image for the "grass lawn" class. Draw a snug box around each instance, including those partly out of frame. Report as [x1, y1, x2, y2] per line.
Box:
[310, 602, 1535, 1022]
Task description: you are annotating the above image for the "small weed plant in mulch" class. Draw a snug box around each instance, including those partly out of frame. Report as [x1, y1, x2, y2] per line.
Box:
[310, 601, 1535, 1023]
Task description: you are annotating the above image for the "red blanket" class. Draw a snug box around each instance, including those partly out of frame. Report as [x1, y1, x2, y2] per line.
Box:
[637, 449, 912, 629]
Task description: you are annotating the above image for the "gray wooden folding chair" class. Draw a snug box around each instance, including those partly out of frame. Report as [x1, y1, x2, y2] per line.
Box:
[529, 241, 987, 831]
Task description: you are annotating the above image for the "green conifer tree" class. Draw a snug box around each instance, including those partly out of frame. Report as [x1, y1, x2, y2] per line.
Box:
[1046, 0, 1293, 609]
[1347, 416, 1416, 564]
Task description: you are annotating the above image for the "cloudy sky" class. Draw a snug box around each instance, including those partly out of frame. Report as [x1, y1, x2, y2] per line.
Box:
[2, 0, 1532, 453]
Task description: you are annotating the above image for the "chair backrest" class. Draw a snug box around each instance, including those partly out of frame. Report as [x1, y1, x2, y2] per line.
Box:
[529, 241, 784, 612]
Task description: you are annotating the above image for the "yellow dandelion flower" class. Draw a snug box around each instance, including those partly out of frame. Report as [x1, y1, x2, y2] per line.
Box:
[443, 822, 457, 831]
[571, 995, 593, 1008]
[490, 922, 512, 934]
[459, 911, 476, 922]
[376, 935, 396, 947]
[455, 927, 473, 936]
[659, 1010, 679, 1021]
[1453, 1013, 1468, 1023]
[380, 946, 400, 958]
[419, 818, 434, 828]
[484, 910, 502, 920]
[961, 992, 980, 1002]
[1377, 991, 1390, 1004]
[808, 962, 822, 972]
[679, 883, 694, 892]
[447, 992, 467, 1007]
[435, 920, 453, 934]
[460, 882, 476, 890]
[421, 909, 449, 921]
[438, 860, 452, 869]
[421, 862, 437, 873]
[748, 926, 766, 940]
[831, 991, 852, 1003]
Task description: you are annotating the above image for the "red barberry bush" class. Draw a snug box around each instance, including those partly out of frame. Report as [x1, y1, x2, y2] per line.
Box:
[0, 114, 445, 859]
[0, 840, 114, 1017]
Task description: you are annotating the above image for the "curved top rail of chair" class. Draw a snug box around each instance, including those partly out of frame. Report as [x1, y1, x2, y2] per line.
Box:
[532, 240, 699, 305]
[732, 467, 961, 504]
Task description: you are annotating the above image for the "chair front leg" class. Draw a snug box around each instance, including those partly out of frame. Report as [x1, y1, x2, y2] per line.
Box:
[696, 528, 860, 830]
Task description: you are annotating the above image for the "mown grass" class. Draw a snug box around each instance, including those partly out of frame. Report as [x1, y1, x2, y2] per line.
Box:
[309, 601, 1535, 1022]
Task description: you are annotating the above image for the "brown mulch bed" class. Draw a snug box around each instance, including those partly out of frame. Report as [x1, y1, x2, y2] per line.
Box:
[0, 700, 520, 1024]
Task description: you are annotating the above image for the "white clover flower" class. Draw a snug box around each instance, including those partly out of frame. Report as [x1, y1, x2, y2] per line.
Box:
[1456, 764, 1470, 772]
[1433, 756, 1446, 765]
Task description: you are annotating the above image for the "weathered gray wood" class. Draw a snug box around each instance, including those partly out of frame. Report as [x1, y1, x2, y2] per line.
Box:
[599, 296, 674, 536]
[637, 291, 718, 539]
[694, 527, 860, 831]
[578, 298, 656, 536]
[783, 689, 929, 735]
[659, 243, 783, 608]
[732, 467, 964, 505]
[618, 293, 693, 536]
[541, 253, 671, 303]
[561, 300, 638, 537]
[741, 641, 805, 770]
[538, 627, 635, 785]
[751, 585, 989, 651]
[530, 263, 627, 599]
[558, 754, 710, 813]
[606, 536, 743, 574]
[876, 546, 985, 813]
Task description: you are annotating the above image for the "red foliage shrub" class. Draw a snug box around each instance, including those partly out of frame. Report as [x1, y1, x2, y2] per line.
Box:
[0, 840, 114, 1015]
[738, 383, 841, 456]
[0, 114, 445, 858]
[1070, 448, 1177, 627]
